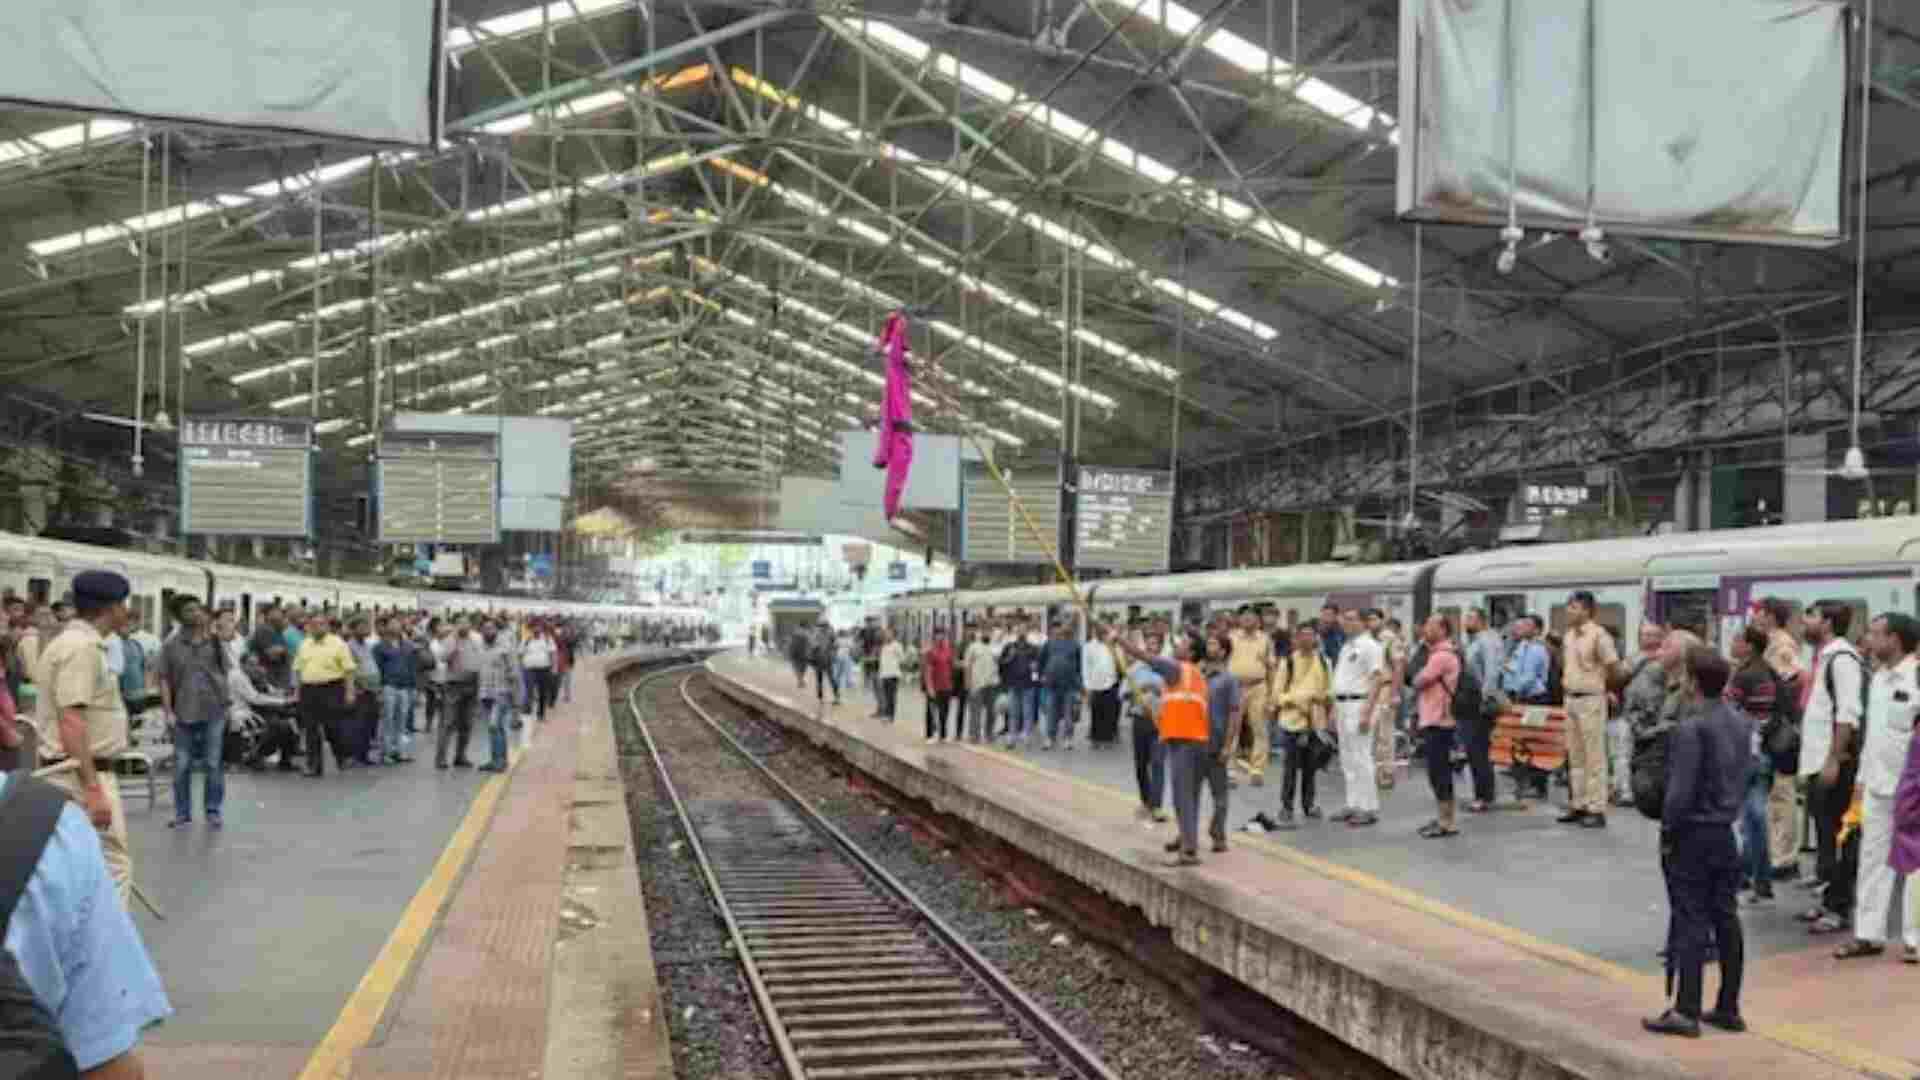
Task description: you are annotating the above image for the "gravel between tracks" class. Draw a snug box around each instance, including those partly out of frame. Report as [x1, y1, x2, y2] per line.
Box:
[619, 673, 782, 1080]
[677, 676, 1310, 1079]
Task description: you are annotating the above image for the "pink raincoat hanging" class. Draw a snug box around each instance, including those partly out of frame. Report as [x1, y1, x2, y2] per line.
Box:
[872, 311, 915, 520]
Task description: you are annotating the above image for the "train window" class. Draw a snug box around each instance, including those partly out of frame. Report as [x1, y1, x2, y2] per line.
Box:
[1650, 590, 1716, 644]
[1483, 594, 1525, 631]
[27, 578, 50, 606]
[158, 589, 179, 639]
[1547, 603, 1628, 648]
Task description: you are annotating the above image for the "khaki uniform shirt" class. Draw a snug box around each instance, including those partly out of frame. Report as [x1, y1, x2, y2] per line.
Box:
[33, 620, 128, 759]
[1562, 622, 1619, 694]
[1227, 629, 1272, 683]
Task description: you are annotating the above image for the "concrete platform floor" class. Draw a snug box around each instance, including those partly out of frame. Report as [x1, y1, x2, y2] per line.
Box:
[717, 652, 1920, 1080]
[113, 648, 682, 1079]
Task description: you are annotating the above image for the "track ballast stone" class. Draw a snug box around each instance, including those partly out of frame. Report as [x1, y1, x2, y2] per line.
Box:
[684, 679, 1322, 1079]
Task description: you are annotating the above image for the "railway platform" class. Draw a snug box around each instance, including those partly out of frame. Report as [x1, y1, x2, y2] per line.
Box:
[709, 651, 1917, 1080]
[120, 646, 687, 1080]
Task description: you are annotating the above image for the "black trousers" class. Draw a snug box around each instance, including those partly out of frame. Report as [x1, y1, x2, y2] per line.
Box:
[1424, 726, 1456, 803]
[1131, 711, 1164, 812]
[1088, 686, 1121, 744]
[1457, 705, 1496, 803]
[813, 662, 839, 702]
[1663, 824, 1744, 1019]
[1810, 765, 1859, 916]
[878, 677, 899, 720]
[1278, 729, 1317, 814]
[435, 683, 477, 766]
[299, 681, 350, 775]
[924, 690, 952, 739]
[529, 668, 558, 719]
[351, 690, 381, 762]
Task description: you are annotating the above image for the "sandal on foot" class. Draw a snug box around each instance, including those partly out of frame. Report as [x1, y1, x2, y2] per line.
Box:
[1834, 939, 1883, 959]
[1809, 914, 1849, 935]
[1464, 800, 1492, 813]
[1419, 822, 1460, 839]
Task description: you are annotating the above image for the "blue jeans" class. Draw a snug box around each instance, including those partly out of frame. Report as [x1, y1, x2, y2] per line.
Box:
[1040, 686, 1077, 742]
[1739, 763, 1772, 891]
[1005, 687, 1038, 743]
[483, 695, 513, 768]
[381, 686, 416, 757]
[174, 712, 226, 820]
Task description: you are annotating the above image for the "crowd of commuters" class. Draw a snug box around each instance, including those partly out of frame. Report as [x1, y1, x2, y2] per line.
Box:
[761, 587, 1920, 1038]
[0, 570, 716, 1075]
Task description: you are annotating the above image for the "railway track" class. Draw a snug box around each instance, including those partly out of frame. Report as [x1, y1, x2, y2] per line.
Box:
[628, 666, 1119, 1080]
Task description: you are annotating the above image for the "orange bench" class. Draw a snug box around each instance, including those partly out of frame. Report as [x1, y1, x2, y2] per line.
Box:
[1489, 705, 1568, 796]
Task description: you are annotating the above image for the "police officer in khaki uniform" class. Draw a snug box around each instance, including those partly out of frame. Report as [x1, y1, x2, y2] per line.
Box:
[32, 569, 135, 907]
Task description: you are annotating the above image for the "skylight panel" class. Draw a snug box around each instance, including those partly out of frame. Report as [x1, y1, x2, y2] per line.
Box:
[445, 0, 635, 54]
[821, 20, 1395, 293]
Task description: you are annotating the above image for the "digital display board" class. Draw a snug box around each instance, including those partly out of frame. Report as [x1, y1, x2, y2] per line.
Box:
[179, 416, 313, 537]
[961, 460, 1061, 565]
[376, 432, 499, 544]
[1074, 466, 1173, 574]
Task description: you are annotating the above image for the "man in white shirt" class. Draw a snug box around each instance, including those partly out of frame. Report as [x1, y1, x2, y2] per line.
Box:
[1837, 613, 1920, 960]
[1081, 621, 1121, 746]
[1331, 609, 1386, 826]
[1798, 600, 1866, 933]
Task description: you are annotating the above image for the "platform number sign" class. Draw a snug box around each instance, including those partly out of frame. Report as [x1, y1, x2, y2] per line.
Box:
[1073, 466, 1173, 574]
[376, 432, 500, 544]
[180, 415, 314, 538]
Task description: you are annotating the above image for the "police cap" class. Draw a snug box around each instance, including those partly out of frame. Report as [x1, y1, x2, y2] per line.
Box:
[71, 570, 131, 610]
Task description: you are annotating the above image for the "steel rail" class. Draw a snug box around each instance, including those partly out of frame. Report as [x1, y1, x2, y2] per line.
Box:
[625, 664, 1120, 1080]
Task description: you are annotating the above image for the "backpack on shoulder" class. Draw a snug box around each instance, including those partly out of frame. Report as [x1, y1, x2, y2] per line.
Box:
[0, 776, 81, 1080]
[1630, 722, 1675, 821]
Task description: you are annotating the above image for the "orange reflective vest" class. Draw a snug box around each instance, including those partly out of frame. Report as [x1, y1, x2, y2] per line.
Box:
[1158, 661, 1209, 743]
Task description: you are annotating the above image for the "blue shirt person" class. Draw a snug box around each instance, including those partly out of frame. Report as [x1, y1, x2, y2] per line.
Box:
[1501, 630, 1551, 701]
[1, 773, 172, 1073]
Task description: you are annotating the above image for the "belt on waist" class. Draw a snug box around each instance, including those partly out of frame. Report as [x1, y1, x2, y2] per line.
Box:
[42, 756, 118, 770]
[1335, 694, 1369, 701]
[1566, 690, 1602, 698]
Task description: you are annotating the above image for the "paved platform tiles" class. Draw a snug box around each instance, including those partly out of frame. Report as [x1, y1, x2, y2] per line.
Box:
[128, 647, 682, 1079]
[713, 652, 1916, 1080]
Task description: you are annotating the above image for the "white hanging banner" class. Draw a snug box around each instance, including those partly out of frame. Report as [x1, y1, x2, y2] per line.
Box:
[1397, 0, 1848, 246]
[0, 0, 444, 146]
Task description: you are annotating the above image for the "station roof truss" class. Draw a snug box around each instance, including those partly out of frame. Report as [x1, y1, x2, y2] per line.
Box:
[1, 0, 1919, 500]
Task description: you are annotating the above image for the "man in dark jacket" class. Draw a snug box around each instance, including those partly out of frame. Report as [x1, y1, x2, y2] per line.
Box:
[999, 623, 1042, 748]
[1646, 646, 1749, 1038]
[1038, 621, 1083, 751]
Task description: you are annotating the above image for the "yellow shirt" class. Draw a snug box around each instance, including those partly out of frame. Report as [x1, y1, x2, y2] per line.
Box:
[1227, 629, 1272, 683]
[33, 619, 128, 759]
[1563, 622, 1619, 693]
[294, 635, 358, 686]
[1273, 652, 1329, 732]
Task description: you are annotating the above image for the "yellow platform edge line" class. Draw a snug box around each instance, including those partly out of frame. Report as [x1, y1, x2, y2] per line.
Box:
[935, 735, 1912, 1079]
[296, 746, 526, 1080]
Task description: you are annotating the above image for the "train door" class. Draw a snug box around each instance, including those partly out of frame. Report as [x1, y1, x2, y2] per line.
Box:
[1647, 576, 1720, 646]
[1481, 593, 1526, 633]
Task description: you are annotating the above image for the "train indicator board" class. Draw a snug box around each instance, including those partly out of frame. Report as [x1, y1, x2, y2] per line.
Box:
[1074, 466, 1173, 574]
[960, 461, 1061, 565]
[180, 416, 313, 537]
[376, 432, 499, 544]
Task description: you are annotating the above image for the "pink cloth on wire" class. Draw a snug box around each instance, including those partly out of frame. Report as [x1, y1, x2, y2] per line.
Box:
[872, 311, 914, 520]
